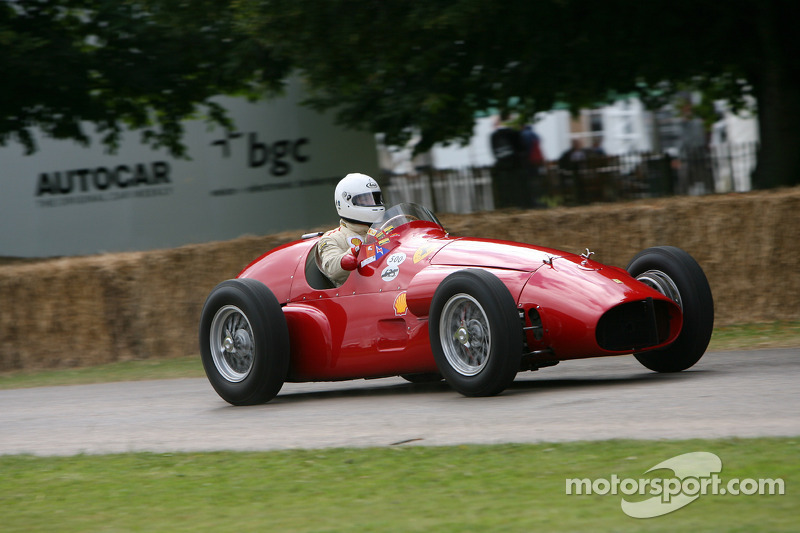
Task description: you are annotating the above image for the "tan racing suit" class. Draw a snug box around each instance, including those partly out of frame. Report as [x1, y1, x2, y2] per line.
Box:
[317, 219, 370, 286]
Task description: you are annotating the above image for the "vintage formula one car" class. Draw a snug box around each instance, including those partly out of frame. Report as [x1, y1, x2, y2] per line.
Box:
[199, 203, 714, 405]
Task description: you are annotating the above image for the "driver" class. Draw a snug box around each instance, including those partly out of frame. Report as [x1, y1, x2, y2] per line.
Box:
[317, 173, 385, 286]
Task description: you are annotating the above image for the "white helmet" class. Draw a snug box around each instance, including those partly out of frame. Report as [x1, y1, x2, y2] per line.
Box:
[334, 173, 385, 224]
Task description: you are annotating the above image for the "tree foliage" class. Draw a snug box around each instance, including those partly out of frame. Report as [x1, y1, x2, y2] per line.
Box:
[232, 1, 753, 147]
[233, 0, 798, 186]
[3, 0, 799, 186]
[0, 0, 289, 156]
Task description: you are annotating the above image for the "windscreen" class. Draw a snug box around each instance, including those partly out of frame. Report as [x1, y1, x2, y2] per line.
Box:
[369, 203, 442, 234]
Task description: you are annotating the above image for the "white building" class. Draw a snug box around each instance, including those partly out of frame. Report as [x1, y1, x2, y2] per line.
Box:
[397, 99, 656, 170]
[384, 97, 757, 179]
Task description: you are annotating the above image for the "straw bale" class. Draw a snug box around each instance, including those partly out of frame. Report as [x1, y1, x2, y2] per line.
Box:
[1, 189, 799, 371]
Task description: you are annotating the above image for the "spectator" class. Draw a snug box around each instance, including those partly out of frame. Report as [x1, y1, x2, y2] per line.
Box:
[590, 137, 606, 156]
[490, 113, 526, 209]
[521, 124, 545, 207]
[558, 139, 588, 204]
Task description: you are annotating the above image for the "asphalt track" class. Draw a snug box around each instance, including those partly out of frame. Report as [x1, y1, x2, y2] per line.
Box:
[1, 348, 798, 456]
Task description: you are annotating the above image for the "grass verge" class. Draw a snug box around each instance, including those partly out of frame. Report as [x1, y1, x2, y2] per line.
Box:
[0, 356, 203, 390]
[1, 437, 796, 532]
[708, 321, 800, 350]
[1, 321, 798, 391]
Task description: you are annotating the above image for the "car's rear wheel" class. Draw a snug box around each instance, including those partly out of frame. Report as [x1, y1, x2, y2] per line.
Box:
[199, 279, 290, 405]
[627, 246, 714, 372]
[429, 269, 522, 396]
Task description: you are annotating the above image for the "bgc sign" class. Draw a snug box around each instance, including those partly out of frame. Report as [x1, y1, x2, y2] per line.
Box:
[211, 131, 310, 176]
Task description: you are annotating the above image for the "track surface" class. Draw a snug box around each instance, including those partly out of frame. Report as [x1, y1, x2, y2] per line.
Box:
[1, 349, 798, 456]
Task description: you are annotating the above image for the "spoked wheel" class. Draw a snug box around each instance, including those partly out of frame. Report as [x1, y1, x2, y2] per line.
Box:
[627, 246, 714, 372]
[199, 278, 290, 405]
[440, 294, 493, 376]
[209, 305, 256, 383]
[429, 269, 522, 397]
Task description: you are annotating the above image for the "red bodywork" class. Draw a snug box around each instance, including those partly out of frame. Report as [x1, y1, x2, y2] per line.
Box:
[238, 219, 682, 382]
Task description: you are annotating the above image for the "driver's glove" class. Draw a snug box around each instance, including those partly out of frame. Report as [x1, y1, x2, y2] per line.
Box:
[340, 246, 360, 271]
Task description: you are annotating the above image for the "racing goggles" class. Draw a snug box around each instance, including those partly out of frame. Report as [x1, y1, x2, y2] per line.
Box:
[351, 191, 383, 207]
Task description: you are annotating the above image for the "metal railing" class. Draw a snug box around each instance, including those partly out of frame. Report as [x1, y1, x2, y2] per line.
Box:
[384, 142, 759, 213]
[385, 167, 494, 213]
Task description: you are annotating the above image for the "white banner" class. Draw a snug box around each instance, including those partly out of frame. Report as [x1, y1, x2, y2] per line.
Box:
[1, 79, 378, 257]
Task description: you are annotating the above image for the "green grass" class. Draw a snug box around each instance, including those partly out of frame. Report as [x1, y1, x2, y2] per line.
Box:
[0, 356, 204, 390]
[1, 321, 798, 391]
[1, 326, 797, 530]
[0, 438, 796, 532]
[708, 321, 800, 351]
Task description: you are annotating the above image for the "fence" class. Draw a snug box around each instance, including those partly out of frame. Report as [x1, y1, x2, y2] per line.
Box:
[385, 166, 495, 213]
[385, 142, 759, 213]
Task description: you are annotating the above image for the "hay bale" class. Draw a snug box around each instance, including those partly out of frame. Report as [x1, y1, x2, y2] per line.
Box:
[1, 189, 799, 371]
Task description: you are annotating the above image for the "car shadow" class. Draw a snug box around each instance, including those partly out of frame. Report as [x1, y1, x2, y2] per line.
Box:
[504, 370, 696, 395]
[269, 380, 452, 405]
[262, 369, 705, 406]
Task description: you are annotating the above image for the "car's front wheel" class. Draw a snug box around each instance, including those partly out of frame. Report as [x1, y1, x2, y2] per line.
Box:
[199, 279, 290, 405]
[429, 269, 522, 397]
[627, 246, 714, 372]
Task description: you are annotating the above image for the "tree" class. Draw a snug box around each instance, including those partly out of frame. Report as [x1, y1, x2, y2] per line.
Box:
[0, 0, 289, 157]
[3, 1, 798, 188]
[233, 0, 799, 188]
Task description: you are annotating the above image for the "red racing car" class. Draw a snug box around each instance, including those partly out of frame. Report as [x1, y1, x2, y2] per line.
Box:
[199, 203, 714, 405]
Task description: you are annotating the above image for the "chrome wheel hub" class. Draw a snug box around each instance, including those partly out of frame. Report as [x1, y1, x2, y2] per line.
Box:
[636, 269, 683, 309]
[439, 294, 491, 376]
[210, 305, 256, 383]
[222, 336, 235, 352]
[455, 327, 469, 345]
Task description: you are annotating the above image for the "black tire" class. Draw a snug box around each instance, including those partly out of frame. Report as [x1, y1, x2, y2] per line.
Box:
[626, 246, 714, 372]
[199, 278, 290, 405]
[429, 269, 522, 396]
